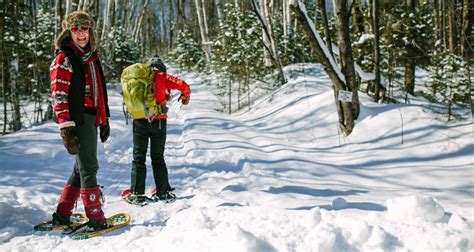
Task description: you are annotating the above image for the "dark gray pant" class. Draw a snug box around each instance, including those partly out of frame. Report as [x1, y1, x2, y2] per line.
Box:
[67, 113, 99, 188]
[131, 118, 171, 195]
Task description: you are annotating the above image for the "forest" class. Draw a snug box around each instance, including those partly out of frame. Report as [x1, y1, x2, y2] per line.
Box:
[0, 0, 472, 135]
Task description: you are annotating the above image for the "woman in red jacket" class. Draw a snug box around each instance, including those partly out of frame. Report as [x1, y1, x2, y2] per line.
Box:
[47, 11, 111, 231]
[123, 56, 191, 205]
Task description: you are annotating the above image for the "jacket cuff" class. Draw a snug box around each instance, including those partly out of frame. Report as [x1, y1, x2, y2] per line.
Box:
[58, 121, 76, 129]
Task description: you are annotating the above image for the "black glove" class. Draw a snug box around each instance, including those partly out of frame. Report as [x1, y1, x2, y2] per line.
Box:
[60, 126, 79, 155]
[100, 120, 110, 143]
[178, 94, 190, 105]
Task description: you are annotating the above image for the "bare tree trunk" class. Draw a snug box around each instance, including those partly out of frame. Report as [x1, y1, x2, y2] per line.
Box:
[201, 0, 209, 38]
[253, 0, 286, 84]
[77, 0, 83, 10]
[318, 0, 333, 58]
[195, 0, 211, 61]
[404, 0, 416, 95]
[215, 0, 225, 30]
[177, 0, 185, 32]
[124, 0, 136, 36]
[260, 0, 272, 66]
[101, 0, 111, 41]
[1, 0, 6, 134]
[290, 1, 355, 135]
[134, 0, 150, 43]
[283, 0, 289, 53]
[461, 0, 473, 58]
[160, 0, 165, 47]
[441, 0, 447, 50]
[65, 0, 73, 15]
[169, 0, 175, 51]
[10, 2, 21, 131]
[54, 0, 62, 38]
[373, 0, 382, 102]
[351, 0, 364, 34]
[335, 0, 360, 118]
[447, 0, 458, 54]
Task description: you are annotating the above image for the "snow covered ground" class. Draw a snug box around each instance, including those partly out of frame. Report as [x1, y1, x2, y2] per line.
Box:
[0, 64, 472, 251]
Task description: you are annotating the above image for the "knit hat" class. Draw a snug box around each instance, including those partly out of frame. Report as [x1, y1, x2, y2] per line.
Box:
[54, 11, 97, 51]
[148, 55, 167, 73]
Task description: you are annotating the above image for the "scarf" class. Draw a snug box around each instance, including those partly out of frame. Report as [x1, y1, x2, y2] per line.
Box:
[68, 40, 107, 126]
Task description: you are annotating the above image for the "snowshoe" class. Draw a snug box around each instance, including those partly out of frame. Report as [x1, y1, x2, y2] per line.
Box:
[121, 188, 151, 206]
[150, 188, 176, 203]
[34, 212, 88, 232]
[69, 213, 131, 240]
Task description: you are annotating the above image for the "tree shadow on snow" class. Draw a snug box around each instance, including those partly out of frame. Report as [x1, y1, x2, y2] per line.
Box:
[292, 201, 387, 212]
[262, 186, 368, 197]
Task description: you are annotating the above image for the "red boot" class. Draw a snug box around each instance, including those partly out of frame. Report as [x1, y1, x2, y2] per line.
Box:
[80, 186, 113, 231]
[80, 186, 105, 221]
[56, 183, 80, 218]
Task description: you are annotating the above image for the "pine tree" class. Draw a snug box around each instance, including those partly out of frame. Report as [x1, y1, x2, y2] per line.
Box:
[103, 26, 140, 80]
[168, 27, 204, 70]
[431, 53, 470, 121]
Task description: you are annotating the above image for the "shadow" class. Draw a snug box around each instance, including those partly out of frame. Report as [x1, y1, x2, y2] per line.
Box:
[291, 201, 386, 212]
[221, 185, 247, 192]
[262, 186, 368, 197]
[217, 202, 244, 207]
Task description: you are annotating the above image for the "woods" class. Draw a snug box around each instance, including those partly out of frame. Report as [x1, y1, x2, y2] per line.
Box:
[0, 0, 472, 135]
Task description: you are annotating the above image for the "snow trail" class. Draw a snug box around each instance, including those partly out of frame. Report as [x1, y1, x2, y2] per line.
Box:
[0, 64, 472, 251]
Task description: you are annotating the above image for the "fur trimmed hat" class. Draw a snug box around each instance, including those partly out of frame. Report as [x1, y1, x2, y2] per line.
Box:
[54, 11, 97, 51]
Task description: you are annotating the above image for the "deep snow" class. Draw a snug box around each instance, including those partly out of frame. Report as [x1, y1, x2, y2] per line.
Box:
[0, 64, 473, 251]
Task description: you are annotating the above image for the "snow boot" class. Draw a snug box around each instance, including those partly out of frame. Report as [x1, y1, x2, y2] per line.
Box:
[121, 189, 149, 206]
[150, 187, 176, 203]
[80, 186, 112, 231]
[56, 183, 80, 219]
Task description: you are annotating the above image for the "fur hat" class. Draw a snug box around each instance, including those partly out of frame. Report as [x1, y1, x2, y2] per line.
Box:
[54, 11, 97, 51]
[148, 55, 167, 72]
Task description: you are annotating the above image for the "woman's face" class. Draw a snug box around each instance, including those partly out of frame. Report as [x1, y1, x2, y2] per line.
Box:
[70, 26, 90, 48]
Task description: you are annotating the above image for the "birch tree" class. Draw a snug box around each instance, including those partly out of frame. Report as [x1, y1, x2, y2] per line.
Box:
[1, 0, 6, 134]
[252, 0, 286, 85]
[133, 0, 149, 43]
[195, 0, 211, 61]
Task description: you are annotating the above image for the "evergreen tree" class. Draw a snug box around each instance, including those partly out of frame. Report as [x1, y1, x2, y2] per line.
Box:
[168, 27, 204, 70]
[431, 53, 470, 121]
[212, 4, 266, 82]
[103, 26, 140, 80]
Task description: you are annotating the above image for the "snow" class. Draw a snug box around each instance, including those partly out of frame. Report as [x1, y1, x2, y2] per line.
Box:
[0, 63, 473, 251]
[354, 34, 374, 45]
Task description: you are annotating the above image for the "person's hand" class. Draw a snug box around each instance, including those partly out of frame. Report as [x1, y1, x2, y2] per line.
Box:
[60, 126, 79, 155]
[100, 120, 110, 143]
[165, 89, 171, 101]
[178, 94, 190, 105]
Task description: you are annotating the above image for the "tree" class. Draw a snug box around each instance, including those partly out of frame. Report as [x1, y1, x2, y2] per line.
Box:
[431, 53, 470, 121]
[460, 0, 472, 59]
[372, 0, 382, 102]
[251, 0, 286, 85]
[195, 0, 211, 61]
[404, 0, 416, 95]
[335, 0, 360, 119]
[290, 1, 358, 135]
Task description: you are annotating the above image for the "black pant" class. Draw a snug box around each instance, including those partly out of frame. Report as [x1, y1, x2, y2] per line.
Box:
[67, 113, 99, 188]
[131, 119, 171, 195]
